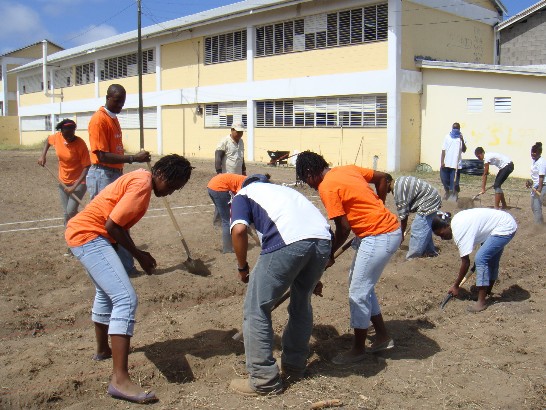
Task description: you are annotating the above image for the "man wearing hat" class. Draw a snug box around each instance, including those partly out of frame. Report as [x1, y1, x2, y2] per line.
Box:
[214, 121, 246, 175]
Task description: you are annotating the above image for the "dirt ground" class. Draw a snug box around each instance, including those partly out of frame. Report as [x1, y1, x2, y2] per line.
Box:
[0, 150, 544, 409]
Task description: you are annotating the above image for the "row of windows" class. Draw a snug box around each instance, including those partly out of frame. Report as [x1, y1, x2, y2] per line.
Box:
[205, 3, 388, 64]
[19, 49, 155, 94]
[467, 97, 512, 113]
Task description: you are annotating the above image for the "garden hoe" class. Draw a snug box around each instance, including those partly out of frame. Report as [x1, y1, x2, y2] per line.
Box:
[440, 263, 476, 310]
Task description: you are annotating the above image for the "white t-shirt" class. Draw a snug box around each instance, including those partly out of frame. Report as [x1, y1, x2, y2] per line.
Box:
[484, 152, 511, 170]
[216, 135, 244, 174]
[451, 208, 517, 257]
[531, 156, 546, 188]
[442, 134, 463, 169]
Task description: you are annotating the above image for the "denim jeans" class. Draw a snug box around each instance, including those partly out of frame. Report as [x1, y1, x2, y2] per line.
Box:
[58, 183, 87, 226]
[243, 238, 331, 393]
[86, 165, 134, 272]
[207, 188, 233, 253]
[440, 167, 461, 194]
[406, 213, 437, 259]
[531, 189, 545, 224]
[474, 232, 516, 286]
[70, 236, 138, 336]
[349, 229, 402, 329]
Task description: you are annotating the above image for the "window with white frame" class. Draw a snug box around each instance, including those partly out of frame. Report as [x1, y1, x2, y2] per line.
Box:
[205, 103, 247, 127]
[205, 30, 247, 64]
[99, 49, 156, 81]
[118, 107, 157, 129]
[74, 111, 95, 130]
[54, 67, 73, 88]
[76, 62, 95, 85]
[20, 74, 43, 94]
[494, 97, 511, 113]
[256, 95, 387, 128]
[467, 98, 482, 113]
[21, 115, 51, 131]
[256, 3, 387, 57]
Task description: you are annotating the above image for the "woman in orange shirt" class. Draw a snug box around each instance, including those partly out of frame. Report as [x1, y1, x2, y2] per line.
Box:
[296, 151, 401, 365]
[38, 119, 91, 225]
[65, 154, 192, 404]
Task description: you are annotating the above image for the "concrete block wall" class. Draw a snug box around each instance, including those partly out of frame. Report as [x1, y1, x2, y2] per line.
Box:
[499, 9, 546, 65]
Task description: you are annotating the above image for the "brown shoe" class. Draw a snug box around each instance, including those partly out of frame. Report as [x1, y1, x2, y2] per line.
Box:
[229, 378, 282, 396]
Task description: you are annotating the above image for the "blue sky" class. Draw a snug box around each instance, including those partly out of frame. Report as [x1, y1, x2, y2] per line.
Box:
[0, 0, 539, 54]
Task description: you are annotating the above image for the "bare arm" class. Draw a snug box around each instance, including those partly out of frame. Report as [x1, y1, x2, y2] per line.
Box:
[242, 157, 246, 176]
[37, 139, 51, 166]
[214, 150, 225, 173]
[96, 150, 150, 165]
[449, 255, 470, 297]
[370, 171, 389, 203]
[231, 223, 249, 282]
[481, 163, 489, 193]
[329, 215, 352, 267]
[440, 150, 446, 168]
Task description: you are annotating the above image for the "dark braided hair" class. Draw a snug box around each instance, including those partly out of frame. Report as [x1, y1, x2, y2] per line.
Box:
[151, 154, 193, 186]
[55, 118, 77, 130]
[295, 151, 328, 182]
[531, 141, 542, 155]
[431, 211, 452, 232]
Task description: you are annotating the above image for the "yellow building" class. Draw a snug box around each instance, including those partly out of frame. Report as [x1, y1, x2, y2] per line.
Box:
[11, 0, 505, 171]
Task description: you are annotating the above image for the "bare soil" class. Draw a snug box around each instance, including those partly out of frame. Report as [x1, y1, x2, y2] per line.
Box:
[0, 150, 544, 409]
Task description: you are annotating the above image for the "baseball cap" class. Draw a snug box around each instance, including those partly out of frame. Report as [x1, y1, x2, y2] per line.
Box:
[231, 122, 245, 132]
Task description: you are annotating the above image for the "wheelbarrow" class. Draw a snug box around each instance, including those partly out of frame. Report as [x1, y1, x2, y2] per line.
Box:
[267, 150, 290, 166]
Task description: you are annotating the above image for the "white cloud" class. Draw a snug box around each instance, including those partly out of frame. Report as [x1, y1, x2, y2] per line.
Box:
[38, 0, 107, 17]
[0, 1, 49, 51]
[69, 24, 119, 46]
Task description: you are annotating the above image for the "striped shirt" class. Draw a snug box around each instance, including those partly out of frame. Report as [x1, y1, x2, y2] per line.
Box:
[393, 176, 441, 220]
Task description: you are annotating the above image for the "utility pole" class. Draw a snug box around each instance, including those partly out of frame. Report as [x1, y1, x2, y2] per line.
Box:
[137, 0, 144, 151]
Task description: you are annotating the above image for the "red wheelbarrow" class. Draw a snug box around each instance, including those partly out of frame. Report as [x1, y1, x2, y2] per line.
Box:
[267, 150, 290, 166]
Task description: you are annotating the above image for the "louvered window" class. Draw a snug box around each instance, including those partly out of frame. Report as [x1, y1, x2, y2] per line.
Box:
[494, 97, 511, 113]
[99, 49, 156, 81]
[53, 67, 73, 88]
[20, 74, 43, 95]
[21, 115, 50, 131]
[76, 62, 95, 85]
[118, 107, 157, 129]
[467, 98, 482, 113]
[205, 103, 247, 127]
[256, 3, 387, 57]
[75, 111, 95, 130]
[256, 95, 387, 128]
[205, 30, 247, 64]
[0, 66, 3, 81]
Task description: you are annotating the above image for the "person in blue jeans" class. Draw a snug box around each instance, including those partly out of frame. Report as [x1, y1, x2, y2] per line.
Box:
[386, 175, 441, 259]
[432, 208, 517, 312]
[229, 174, 332, 396]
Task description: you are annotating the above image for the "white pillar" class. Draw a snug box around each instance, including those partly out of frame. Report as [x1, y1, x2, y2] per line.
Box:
[246, 25, 255, 161]
[155, 45, 162, 155]
[387, 0, 402, 171]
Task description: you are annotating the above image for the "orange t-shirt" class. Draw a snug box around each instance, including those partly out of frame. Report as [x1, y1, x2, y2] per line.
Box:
[47, 132, 91, 184]
[207, 173, 246, 193]
[318, 165, 399, 238]
[88, 106, 124, 170]
[65, 169, 152, 247]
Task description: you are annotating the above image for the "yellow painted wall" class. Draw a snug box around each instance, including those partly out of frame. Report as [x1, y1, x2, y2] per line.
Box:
[20, 92, 51, 106]
[21, 131, 49, 146]
[161, 38, 246, 89]
[420, 69, 546, 179]
[7, 64, 18, 92]
[122, 129, 158, 154]
[60, 83, 96, 101]
[254, 42, 388, 81]
[0, 117, 20, 145]
[8, 101, 17, 115]
[400, 92, 421, 171]
[402, 1, 495, 70]
[98, 75, 156, 97]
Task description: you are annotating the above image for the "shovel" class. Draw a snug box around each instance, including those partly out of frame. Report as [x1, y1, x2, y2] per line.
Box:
[232, 237, 355, 342]
[472, 185, 494, 201]
[440, 263, 476, 309]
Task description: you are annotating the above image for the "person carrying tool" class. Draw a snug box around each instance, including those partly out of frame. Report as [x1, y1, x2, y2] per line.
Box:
[229, 174, 332, 396]
[526, 141, 545, 224]
[474, 147, 514, 209]
[440, 122, 467, 201]
[38, 118, 90, 226]
[386, 174, 441, 259]
[432, 208, 517, 313]
[207, 173, 269, 253]
[86, 84, 151, 274]
[65, 154, 193, 404]
[296, 151, 402, 365]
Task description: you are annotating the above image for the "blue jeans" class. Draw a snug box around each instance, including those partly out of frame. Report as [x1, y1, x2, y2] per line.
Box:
[243, 239, 331, 393]
[208, 188, 233, 253]
[440, 167, 460, 194]
[70, 236, 138, 336]
[474, 232, 515, 286]
[349, 229, 402, 329]
[531, 189, 545, 224]
[406, 213, 437, 259]
[58, 183, 87, 226]
[86, 165, 134, 272]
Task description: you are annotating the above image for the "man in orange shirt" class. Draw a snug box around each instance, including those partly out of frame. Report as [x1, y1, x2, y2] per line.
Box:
[296, 151, 402, 365]
[38, 118, 90, 225]
[86, 84, 151, 273]
[66, 154, 193, 404]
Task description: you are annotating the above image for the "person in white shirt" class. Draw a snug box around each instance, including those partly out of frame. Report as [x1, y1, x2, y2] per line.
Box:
[526, 141, 546, 224]
[474, 147, 514, 209]
[214, 122, 246, 175]
[432, 209, 517, 312]
[440, 122, 467, 201]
